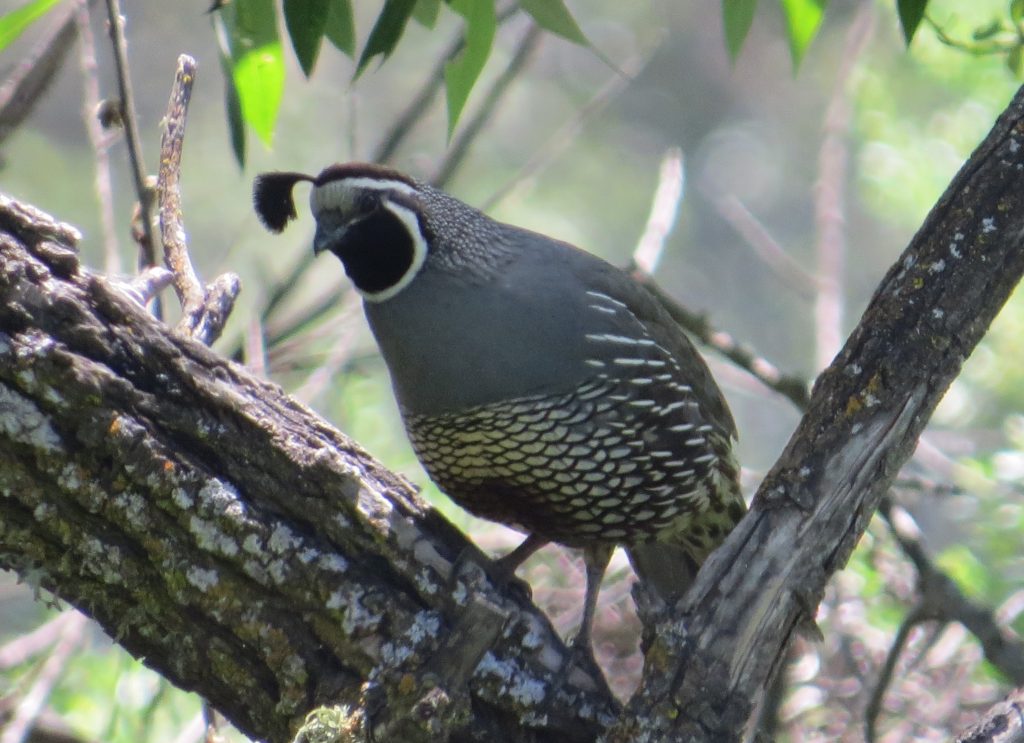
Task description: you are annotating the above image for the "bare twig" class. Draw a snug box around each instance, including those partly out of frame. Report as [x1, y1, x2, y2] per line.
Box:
[75, 0, 120, 275]
[157, 54, 204, 331]
[244, 316, 267, 377]
[192, 273, 241, 347]
[431, 24, 543, 189]
[103, 0, 156, 271]
[0, 0, 82, 147]
[864, 603, 931, 742]
[707, 192, 819, 298]
[814, 2, 875, 370]
[632, 272, 812, 408]
[480, 48, 649, 211]
[371, 5, 519, 165]
[115, 265, 175, 307]
[0, 612, 88, 743]
[881, 501, 1024, 685]
[292, 292, 362, 404]
[632, 149, 684, 276]
[156, 55, 239, 345]
[0, 612, 80, 671]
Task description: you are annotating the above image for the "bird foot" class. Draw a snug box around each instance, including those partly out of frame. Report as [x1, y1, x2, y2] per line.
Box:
[448, 544, 534, 603]
[532, 634, 613, 710]
[566, 634, 605, 684]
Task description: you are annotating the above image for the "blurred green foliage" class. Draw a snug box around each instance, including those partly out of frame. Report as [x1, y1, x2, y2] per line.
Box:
[1, 0, 1024, 740]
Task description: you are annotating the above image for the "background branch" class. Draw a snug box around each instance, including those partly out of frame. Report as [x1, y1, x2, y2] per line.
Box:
[103, 0, 156, 272]
[75, 0, 120, 276]
[431, 24, 543, 189]
[0, 1, 85, 148]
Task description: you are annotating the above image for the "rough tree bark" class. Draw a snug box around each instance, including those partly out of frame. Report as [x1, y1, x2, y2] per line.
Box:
[610, 85, 1024, 739]
[1, 83, 1023, 743]
[0, 198, 617, 742]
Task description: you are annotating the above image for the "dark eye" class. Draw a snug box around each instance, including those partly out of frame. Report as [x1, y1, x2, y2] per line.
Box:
[357, 191, 382, 215]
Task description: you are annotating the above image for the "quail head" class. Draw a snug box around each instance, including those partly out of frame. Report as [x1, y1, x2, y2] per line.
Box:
[253, 162, 745, 660]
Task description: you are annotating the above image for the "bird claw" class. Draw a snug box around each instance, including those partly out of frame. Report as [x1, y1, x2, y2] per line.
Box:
[566, 635, 604, 682]
[530, 633, 614, 710]
[448, 545, 533, 603]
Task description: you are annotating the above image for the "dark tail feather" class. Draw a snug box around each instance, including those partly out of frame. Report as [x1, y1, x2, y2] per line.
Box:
[629, 452, 746, 635]
[626, 541, 700, 617]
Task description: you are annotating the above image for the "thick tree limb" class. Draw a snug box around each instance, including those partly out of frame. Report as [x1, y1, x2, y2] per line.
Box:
[609, 85, 1024, 741]
[0, 196, 616, 742]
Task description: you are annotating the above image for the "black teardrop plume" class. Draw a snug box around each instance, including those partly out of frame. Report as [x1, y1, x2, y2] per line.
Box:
[252, 171, 314, 233]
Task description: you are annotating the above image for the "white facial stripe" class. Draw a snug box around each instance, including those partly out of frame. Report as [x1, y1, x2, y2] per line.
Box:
[309, 177, 418, 217]
[360, 201, 428, 303]
[341, 177, 418, 196]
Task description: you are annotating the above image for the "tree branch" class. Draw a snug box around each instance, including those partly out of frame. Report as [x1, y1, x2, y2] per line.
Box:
[609, 83, 1024, 740]
[0, 0, 85, 148]
[3, 63, 1024, 743]
[0, 195, 617, 743]
[103, 0, 156, 271]
[956, 688, 1024, 743]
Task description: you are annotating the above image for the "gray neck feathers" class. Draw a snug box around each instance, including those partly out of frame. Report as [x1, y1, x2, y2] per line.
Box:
[412, 183, 517, 281]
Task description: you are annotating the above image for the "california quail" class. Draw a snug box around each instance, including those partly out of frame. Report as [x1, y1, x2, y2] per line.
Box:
[253, 162, 745, 659]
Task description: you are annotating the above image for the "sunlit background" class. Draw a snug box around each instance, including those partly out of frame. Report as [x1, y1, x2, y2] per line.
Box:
[1, 0, 1022, 740]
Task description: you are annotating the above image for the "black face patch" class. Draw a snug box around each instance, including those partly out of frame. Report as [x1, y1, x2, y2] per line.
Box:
[331, 208, 415, 295]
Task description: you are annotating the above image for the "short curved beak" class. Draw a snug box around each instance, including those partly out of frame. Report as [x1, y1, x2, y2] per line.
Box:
[313, 220, 347, 256]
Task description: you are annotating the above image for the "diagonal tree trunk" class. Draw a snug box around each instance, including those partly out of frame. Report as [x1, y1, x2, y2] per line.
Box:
[611, 85, 1024, 740]
[2, 81, 1024, 742]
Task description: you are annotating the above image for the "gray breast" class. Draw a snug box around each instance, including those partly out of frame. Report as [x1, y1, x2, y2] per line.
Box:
[364, 233, 595, 417]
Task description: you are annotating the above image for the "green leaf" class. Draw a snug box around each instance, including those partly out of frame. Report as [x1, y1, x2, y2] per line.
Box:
[722, 0, 758, 62]
[971, 19, 1003, 41]
[1008, 44, 1024, 78]
[897, 0, 929, 45]
[444, 0, 496, 137]
[936, 544, 991, 599]
[324, 0, 355, 56]
[1012, 0, 1024, 27]
[0, 0, 62, 51]
[213, 12, 247, 165]
[517, 0, 587, 45]
[356, 0, 417, 76]
[224, 67, 247, 166]
[284, 0, 329, 76]
[234, 43, 285, 146]
[779, 0, 827, 67]
[412, 0, 441, 28]
[220, 0, 285, 150]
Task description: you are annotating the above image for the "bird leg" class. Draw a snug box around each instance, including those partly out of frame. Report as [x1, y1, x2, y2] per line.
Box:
[491, 533, 547, 584]
[571, 543, 614, 665]
[449, 533, 547, 603]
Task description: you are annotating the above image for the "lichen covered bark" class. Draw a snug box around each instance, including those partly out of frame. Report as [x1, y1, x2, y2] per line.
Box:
[0, 196, 616, 742]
